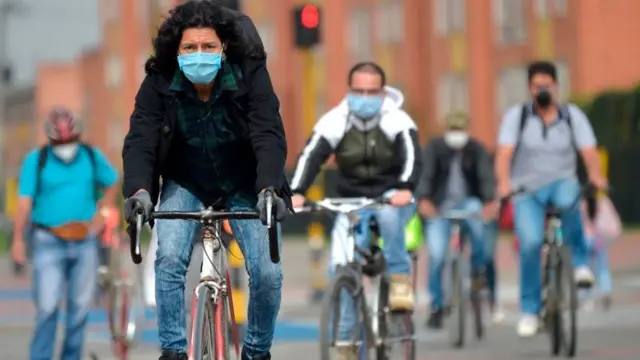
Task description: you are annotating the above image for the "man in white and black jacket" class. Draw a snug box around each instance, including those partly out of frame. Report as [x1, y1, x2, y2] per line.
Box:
[416, 112, 498, 330]
[290, 63, 421, 349]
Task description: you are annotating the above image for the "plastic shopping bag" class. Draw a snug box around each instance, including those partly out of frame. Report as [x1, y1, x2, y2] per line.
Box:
[594, 195, 622, 247]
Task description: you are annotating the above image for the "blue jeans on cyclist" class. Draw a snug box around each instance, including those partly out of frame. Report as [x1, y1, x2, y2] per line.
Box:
[329, 201, 415, 342]
[30, 229, 98, 360]
[425, 197, 485, 329]
[483, 220, 505, 322]
[513, 178, 593, 336]
[154, 181, 282, 358]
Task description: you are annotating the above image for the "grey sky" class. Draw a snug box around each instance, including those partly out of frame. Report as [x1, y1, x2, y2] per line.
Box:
[4, 0, 100, 85]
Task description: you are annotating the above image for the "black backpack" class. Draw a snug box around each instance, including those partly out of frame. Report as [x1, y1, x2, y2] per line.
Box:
[515, 104, 588, 184]
[33, 143, 99, 205]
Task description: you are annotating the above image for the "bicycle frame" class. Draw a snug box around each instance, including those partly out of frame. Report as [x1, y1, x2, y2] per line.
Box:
[187, 219, 241, 359]
[298, 197, 390, 343]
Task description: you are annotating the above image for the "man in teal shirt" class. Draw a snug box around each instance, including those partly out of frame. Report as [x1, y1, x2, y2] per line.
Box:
[12, 107, 118, 360]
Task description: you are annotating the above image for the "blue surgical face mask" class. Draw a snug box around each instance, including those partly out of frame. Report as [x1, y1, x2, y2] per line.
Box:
[347, 94, 383, 119]
[177, 52, 223, 85]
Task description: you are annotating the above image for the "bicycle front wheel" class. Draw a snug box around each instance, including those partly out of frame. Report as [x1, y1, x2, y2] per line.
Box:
[447, 255, 466, 348]
[320, 269, 371, 360]
[190, 285, 217, 360]
[107, 239, 143, 355]
[547, 245, 578, 357]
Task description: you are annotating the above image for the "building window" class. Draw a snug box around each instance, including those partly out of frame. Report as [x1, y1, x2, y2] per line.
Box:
[438, 75, 469, 124]
[256, 22, 277, 62]
[494, 0, 527, 45]
[105, 55, 123, 88]
[497, 66, 529, 116]
[348, 7, 373, 62]
[556, 60, 571, 102]
[535, 0, 549, 19]
[554, 0, 568, 17]
[434, 0, 465, 35]
[377, 0, 404, 44]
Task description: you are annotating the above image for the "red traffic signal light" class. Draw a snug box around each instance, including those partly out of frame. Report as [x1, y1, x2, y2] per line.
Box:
[300, 5, 319, 29]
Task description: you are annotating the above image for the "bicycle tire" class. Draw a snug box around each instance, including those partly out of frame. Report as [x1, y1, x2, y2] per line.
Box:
[447, 255, 465, 348]
[320, 269, 371, 360]
[214, 295, 230, 360]
[470, 283, 484, 340]
[376, 276, 415, 360]
[547, 246, 578, 357]
[191, 285, 217, 360]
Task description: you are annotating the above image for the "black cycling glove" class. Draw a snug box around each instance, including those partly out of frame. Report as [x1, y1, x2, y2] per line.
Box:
[123, 190, 154, 223]
[256, 187, 287, 226]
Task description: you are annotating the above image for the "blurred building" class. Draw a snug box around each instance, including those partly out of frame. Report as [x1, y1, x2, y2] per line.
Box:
[26, 0, 640, 174]
[243, 0, 640, 154]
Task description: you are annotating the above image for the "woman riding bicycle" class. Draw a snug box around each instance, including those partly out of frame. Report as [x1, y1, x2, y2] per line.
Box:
[290, 62, 421, 360]
[121, 2, 291, 359]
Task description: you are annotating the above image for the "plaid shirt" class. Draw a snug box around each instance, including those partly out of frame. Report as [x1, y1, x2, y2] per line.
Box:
[163, 62, 257, 207]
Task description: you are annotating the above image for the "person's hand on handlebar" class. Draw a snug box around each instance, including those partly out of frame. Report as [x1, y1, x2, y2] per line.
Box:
[256, 187, 287, 225]
[418, 198, 437, 218]
[389, 189, 413, 207]
[291, 193, 305, 209]
[123, 189, 154, 223]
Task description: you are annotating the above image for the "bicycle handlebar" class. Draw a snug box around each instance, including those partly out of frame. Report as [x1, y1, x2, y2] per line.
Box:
[128, 207, 280, 265]
[500, 183, 610, 214]
[293, 196, 392, 215]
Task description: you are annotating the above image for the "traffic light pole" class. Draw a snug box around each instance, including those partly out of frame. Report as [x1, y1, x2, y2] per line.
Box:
[301, 48, 326, 303]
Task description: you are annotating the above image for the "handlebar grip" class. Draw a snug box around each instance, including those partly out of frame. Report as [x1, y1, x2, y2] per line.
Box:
[268, 225, 280, 264]
[262, 189, 280, 263]
[129, 212, 144, 264]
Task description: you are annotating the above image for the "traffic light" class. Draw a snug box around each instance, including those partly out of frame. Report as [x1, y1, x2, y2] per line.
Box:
[293, 4, 321, 48]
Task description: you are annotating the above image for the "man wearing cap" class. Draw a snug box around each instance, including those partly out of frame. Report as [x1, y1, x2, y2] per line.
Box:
[415, 112, 498, 329]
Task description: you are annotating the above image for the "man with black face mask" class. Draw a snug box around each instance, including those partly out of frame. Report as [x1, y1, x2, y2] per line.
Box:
[495, 61, 607, 338]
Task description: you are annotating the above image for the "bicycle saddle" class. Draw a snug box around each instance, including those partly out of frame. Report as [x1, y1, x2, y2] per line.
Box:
[545, 206, 563, 218]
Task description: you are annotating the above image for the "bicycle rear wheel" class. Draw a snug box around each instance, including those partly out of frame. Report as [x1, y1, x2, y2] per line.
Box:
[190, 285, 217, 360]
[320, 268, 371, 360]
[547, 246, 577, 357]
[447, 255, 466, 348]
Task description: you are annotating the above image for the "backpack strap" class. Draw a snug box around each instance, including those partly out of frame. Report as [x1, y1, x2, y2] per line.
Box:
[517, 104, 529, 143]
[33, 145, 50, 206]
[79, 142, 100, 203]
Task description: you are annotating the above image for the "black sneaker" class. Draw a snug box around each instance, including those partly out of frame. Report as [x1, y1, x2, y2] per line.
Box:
[426, 308, 444, 329]
[159, 350, 187, 360]
[242, 348, 271, 360]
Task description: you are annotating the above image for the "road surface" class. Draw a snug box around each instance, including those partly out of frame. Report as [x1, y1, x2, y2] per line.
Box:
[1, 233, 640, 359]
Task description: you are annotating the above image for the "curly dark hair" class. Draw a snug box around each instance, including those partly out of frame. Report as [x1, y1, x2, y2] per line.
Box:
[145, 0, 266, 75]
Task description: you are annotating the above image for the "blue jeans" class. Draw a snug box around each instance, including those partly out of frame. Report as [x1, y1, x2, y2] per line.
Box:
[329, 203, 415, 340]
[514, 178, 588, 314]
[585, 237, 612, 296]
[483, 221, 499, 305]
[30, 229, 98, 360]
[425, 197, 485, 310]
[155, 181, 282, 357]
